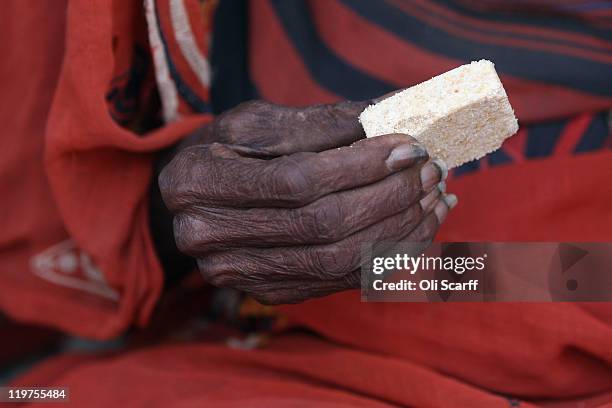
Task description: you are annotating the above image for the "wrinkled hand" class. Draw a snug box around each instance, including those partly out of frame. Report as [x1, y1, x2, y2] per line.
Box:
[159, 100, 453, 304]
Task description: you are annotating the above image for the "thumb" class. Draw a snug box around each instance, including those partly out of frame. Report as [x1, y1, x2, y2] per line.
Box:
[212, 99, 373, 155]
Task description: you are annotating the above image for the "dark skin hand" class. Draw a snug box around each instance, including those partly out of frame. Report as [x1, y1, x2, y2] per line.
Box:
[158, 100, 454, 304]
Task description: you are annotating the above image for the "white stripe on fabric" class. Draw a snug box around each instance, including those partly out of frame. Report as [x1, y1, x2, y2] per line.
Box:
[169, 0, 212, 89]
[145, 0, 180, 123]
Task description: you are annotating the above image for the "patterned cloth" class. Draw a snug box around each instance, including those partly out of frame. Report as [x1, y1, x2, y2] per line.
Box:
[150, 0, 612, 171]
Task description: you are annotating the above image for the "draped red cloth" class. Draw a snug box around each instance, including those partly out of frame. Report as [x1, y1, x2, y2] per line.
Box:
[3, 0, 612, 406]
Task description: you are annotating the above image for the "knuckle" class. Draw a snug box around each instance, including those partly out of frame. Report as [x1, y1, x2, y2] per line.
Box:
[197, 256, 236, 287]
[268, 156, 316, 205]
[160, 146, 212, 209]
[173, 215, 195, 255]
[173, 215, 218, 256]
[214, 112, 239, 143]
[157, 165, 174, 201]
[214, 100, 274, 143]
[158, 155, 193, 207]
[305, 195, 345, 242]
[309, 241, 356, 278]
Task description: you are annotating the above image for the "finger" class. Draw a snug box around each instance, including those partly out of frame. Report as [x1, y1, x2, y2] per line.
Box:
[212, 100, 372, 155]
[197, 194, 441, 285]
[161, 135, 442, 210]
[243, 209, 446, 304]
[174, 172, 445, 255]
[235, 271, 362, 305]
[434, 193, 458, 224]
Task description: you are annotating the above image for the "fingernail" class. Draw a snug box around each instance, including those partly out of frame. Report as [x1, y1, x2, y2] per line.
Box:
[442, 193, 458, 209]
[437, 181, 446, 193]
[432, 158, 448, 181]
[420, 159, 447, 190]
[434, 200, 449, 223]
[419, 188, 440, 211]
[386, 143, 428, 171]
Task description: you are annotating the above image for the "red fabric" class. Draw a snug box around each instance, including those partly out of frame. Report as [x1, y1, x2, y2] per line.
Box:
[11, 336, 533, 407]
[253, 0, 612, 124]
[440, 149, 612, 241]
[44, 0, 211, 337]
[328, 0, 612, 123]
[10, 333, 612, 407]
[0, 0, 210, 339]
[0, 1, 68, 326]
[250, 0, 339, 105]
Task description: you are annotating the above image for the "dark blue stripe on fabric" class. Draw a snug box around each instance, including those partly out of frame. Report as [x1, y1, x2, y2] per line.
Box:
[488, 149, 513, 166]
[154, 0, 211, 113]
[432, 0, 612, 40]
[526, 120, 565, 158]
[341, 0, 612, 97]
[269, 0, 395, 100]
[401, 0, 611, 55]
[575, 112, 609, 152]
[210, 0, 260, 113]
[453, 160, 480, 176]
[563, 2, 612, 11]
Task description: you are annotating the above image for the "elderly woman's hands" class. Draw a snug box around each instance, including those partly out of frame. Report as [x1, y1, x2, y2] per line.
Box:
[158, 100, 453, 304]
